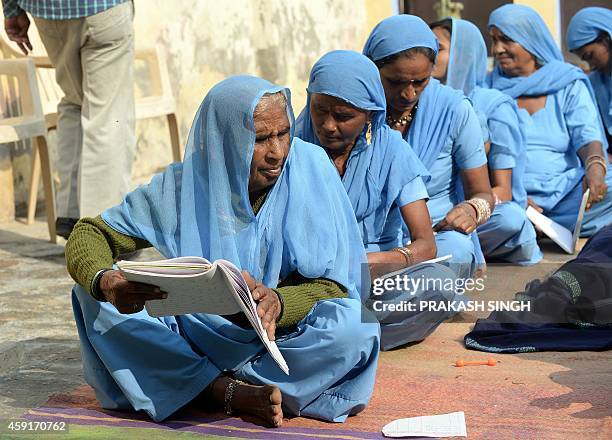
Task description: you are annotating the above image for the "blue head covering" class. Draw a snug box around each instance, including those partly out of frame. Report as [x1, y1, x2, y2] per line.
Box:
[363, 14, 465, 170]
[567, 7, 612, 136]
[101, 75, 367, 299]
[442, 17, 528, 206]
[486, 4, 587, 98]
[297, 50, 387, 140]
[295, 50, 430, 250]
[444, 18, 488, 95]
[363, 14, 438, 61]
[567, 7, 612, 51]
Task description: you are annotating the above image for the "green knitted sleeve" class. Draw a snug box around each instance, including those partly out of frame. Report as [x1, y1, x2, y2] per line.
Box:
[275, 272, 348, 328]
[65, 216, 151, 297]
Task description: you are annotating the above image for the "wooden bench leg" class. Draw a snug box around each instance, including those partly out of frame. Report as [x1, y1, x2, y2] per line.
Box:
[34, 136, 56, 243]
[167, 112, 181, 162]
[27, 139, 41, 225]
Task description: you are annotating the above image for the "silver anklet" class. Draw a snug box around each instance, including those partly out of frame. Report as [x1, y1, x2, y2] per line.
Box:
[224, 379, 244, 415]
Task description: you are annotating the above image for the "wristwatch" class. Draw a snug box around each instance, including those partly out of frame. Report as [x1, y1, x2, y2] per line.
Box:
[91, 268, 111, 302]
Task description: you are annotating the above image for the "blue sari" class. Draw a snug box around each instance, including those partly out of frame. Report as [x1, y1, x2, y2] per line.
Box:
[567, 7, 612, 151]
[295, 50, 463, 350]
[364, 15, 487, 278]
[444, 17, 541, 265]
[71, 76, 380, 422]
[488, 4, 612, 236]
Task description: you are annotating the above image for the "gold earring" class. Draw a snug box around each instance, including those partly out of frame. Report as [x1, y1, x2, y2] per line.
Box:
[413, 90, 417, 97]
[365, 121, 372, 145]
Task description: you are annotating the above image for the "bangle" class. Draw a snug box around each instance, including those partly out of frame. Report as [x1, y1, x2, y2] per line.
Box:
[464, 197, 492, 226]
[91, 269, 111, 302]
[585, 158, 607, 176]
[393, 246, 414, 266]
[583, 153, 604, 165]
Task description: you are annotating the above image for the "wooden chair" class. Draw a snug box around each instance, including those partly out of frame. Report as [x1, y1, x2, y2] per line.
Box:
[0, 25, 181, 225]
[0, 58, 56, 242]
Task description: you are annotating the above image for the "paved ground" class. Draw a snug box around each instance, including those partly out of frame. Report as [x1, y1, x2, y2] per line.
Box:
[0, 217, 608, 439]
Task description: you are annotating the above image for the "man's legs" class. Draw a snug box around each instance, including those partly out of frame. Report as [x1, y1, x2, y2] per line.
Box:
[34, 2, 135, 221]
[79, 2, 135, 217]
[33, 17, 84, 220]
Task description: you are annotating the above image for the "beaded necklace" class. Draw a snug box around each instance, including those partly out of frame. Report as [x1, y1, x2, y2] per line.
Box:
[386, 105, 418, 128]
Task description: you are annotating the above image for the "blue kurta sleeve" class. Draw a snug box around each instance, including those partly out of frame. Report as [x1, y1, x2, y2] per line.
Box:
[397, 176, 429, 207]
[487, 101, 520, 170]
[383, 130, 430, 208]
[563, 80, 605, 153]
[452, 100, 487, 170]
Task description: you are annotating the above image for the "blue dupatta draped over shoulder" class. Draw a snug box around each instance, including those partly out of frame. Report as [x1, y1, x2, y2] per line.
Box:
[446, 17, 528, 206]
[567, 7, 612, 139]
[362, 14, 464, 170]
[101, 75, 367, 299]
[294, 50, 430, 251]
[486, 4, 593, 101]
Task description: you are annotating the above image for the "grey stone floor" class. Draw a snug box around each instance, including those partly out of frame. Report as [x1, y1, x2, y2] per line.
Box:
[0, 217, 579, 421]
[0, 220, 81, 420]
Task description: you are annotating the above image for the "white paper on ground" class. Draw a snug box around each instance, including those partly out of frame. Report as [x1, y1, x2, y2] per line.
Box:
[382, 411, 467, 438]
[526, 189, 589, 254]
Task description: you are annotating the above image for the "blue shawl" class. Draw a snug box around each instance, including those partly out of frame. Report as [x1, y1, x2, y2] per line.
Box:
[486, 4, 587, 99]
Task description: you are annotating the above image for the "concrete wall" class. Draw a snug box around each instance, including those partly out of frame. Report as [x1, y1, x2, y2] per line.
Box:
[0, 0, 392, 221]
[131, 0, 390, 180]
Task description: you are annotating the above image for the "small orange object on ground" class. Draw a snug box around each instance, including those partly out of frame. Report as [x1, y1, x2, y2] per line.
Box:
[455, 358, 497, 367]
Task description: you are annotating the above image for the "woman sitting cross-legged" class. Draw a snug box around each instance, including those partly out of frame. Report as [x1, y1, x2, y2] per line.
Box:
[65, 75, 380, 427]
[487, 4, 612, 236]
[363, 15, 495, 279]
[429, 17, 542, 265]
[295, 50, 466, 350]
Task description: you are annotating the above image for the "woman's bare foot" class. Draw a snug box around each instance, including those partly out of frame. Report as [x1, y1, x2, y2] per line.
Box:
[209, 376, 283, 427]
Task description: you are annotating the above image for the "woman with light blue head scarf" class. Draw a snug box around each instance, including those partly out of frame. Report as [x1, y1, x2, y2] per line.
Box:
[487, 4, 612, 236]
[430, 17, 542, 265]
[567, 7, 612, 155]
[65, 75, 380, 426]
[295, 50, 465, 350]
[363, 15, 494, 279]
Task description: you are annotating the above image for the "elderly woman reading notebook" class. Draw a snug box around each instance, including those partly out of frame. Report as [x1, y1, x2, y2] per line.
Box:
[65, 75, 380, 427]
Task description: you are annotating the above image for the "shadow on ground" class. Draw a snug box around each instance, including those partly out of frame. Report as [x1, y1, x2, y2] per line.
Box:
[521, 351, 612, 420]
[0, 338, 83, 419]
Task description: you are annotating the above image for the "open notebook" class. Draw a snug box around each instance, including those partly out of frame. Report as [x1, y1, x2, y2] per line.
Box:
[116, 257, 289, 375]
[526, 189, 589, 254]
